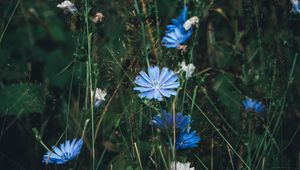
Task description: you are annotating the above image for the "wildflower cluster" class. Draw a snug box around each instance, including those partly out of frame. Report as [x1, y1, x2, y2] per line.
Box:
[133, 66, 201, 150]
[40, 1, 110, 166]
[150, 111, 201, 150]
[162, 6, 199, 51]
[42, 1, 271, 168]
[132, 6, 201, 164]
[41, 86, 106, 165]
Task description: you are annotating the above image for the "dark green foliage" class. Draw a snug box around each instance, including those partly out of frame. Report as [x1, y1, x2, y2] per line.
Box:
[0, 83, 45, 116]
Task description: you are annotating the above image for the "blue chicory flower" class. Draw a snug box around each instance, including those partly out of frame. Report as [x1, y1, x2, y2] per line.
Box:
[167, 6, 188, 31]
[176, 128, 201, 150]
[162, 6, 193, 48]
[291, 0, 300, 13]
[42, 138, 83, 164]
[242, 98, 264, 113]
[151, 110, 191, 132]
[134, 66, 180, 101]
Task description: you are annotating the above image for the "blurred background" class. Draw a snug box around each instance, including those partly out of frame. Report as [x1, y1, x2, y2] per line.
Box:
[0, 0, 300, 169]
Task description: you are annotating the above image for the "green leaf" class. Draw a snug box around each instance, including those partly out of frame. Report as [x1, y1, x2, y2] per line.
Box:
[213, 75, 241, 124]
[0, 83, 45, 116]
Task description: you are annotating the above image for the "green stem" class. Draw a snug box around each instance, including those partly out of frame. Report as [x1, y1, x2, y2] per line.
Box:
[247, 118, 252, 168]
[190, 86, 198, 117]
[0, 0, 20, 46]
[189, 28, 198, 63]
[181, 79, 187, 113]
[134, 142, 144, 170]
[159, 146, 168, 169]
[154, 0, 161, 62]
[134, 0, 150, 67]
[84, 0, 95, 169]
[40, 140, 51, 152]
[65, 62, 75, 140]
[193, 153, 209, 170]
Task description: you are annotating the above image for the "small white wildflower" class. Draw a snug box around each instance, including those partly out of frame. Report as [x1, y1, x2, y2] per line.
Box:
[291, 0, 300, 13]
[57, 1, 77, 14]
[92, 12, 105, 23]
[181, 61, 196, 80]
[170, 161, 195, 170]
[183, 16, 199, 31]
[92, 88, 107, 109]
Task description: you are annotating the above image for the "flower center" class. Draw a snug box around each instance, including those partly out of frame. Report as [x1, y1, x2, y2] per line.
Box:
[152, 80, 161, 90]
[62, 152, 72, 159]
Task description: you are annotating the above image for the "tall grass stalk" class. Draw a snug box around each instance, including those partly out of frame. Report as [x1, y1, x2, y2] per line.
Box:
[140, 0, 158, 61]
[134, 0, 150, 67]
[65, 62, 76, 139]
[0, 0, 20, 45]
[254, 54, 298, 169]
[134, 142, 144, 170]
[172, 99, 177, 161]
[84, 0, 95, 169]
[154, 0, 161, 60]
[189, 85, 198, 116]
[159, 146, 168, 169]
[180, 79, 188, 113]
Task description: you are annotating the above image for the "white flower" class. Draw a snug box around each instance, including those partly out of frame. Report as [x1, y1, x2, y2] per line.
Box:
[183, 16, 199, 31]
[170, 161, 195, 170]
[291, 0, 300, 13]
[181, 61, 196, 80]
[57, 1, 77, 14]
[92, 12, 105, 23]
[92, 88, 107, 109]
